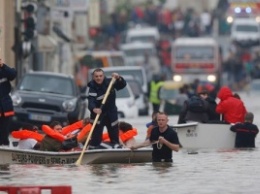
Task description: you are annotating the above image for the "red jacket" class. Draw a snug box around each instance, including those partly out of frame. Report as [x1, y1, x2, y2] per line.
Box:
[216, 86, 247, 123]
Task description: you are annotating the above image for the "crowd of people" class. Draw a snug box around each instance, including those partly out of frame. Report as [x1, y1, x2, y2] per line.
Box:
[6, 68, 258, 164]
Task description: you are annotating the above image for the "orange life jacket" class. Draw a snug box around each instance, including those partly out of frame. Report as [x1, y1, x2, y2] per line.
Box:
[77, 123, 92, 142]
[41, 125, 65, 142]
[102, 128, 138, 143]
[61, 120, 84, 135]
[11, 130, 44, 142]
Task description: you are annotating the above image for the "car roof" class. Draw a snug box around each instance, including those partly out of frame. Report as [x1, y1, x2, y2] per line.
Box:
[26, 71, 74, 79]
[173, 37, 217, 46]
[121, 42, 155, 49]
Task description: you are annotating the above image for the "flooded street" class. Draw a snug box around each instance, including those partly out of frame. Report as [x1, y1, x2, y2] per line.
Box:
[1, 94, 260, 194]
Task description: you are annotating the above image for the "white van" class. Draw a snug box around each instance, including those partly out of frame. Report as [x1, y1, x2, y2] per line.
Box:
[88, 66, 148, 94]
[120, 42, 156, 66]
[126, 26, 160, 44]
[231, 18, 260, 46]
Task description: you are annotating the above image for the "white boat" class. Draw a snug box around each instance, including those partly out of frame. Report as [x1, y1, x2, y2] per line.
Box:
[0, 147, 152, 165]
[173, 122, 236, 151]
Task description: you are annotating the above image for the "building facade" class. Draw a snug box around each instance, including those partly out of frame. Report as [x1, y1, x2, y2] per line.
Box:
[0, 0, 15, 68]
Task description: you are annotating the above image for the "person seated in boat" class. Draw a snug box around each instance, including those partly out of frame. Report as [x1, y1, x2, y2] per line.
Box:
[131, 112, 180, 163]
[177, 93, 210, 124]
[230, 112, 259, 148]
[145, 111, 158, 140]
[40, 119, 92, 152]
[216, 86, 247, 124]
[102, 121, 138, 148]
[11, 124, 44, 150]
[198, 90, 220, 122]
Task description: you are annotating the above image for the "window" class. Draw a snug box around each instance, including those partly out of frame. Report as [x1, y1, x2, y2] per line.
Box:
[175, 46, 214, 60]
[19, 74, 75, 96]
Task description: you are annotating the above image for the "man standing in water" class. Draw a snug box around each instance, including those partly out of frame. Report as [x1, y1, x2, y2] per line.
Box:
[230, 112, 259, 148]
[131, 112, 180, 162]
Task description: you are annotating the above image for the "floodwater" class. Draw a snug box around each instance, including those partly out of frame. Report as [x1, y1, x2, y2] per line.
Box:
[1, 93, 260, 194]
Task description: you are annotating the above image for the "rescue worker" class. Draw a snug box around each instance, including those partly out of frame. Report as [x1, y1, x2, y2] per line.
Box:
[87, 68, 126, 149]
[0, 58, 17, 146]
[230, 112, 259, 148]
[131, 112, 180, 163]
[148, 74, 164, 113]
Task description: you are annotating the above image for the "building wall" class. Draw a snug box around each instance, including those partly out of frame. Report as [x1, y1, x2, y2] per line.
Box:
[0, 0, 15, 68]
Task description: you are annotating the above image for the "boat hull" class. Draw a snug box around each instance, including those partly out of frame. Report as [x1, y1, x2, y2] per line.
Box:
[173, 122, 236, 150]
[0, 147, 152, 165]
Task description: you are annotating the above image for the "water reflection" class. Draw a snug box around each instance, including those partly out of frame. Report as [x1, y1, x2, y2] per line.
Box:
[0, 165, 10, 178]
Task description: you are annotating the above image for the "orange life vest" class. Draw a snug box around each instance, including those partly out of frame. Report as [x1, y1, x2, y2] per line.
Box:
[102, 128, 138, 143]
[76, 123, 92, 142]
[11, 130, 44, 142]
[61, 120, 84, 135]
[41, 125, 65, 142]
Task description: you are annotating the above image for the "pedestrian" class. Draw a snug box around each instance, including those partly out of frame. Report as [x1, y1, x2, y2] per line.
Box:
[131, 112, 180, 163]
[230, 112, 259, 148]
[216, 86, 247, 123]
[87, 68, 126, 149]
[0, 58, 17, 146]
[148, 74, 164, 113]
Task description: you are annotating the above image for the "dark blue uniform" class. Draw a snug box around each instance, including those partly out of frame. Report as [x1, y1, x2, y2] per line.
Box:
[230, 122, 259, 148]
[0, 64, 17, 145]
[87, 76, 126, 147]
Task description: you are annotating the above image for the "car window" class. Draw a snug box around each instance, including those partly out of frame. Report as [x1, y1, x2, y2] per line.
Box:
[19, 74, 75, 96]
[116, 87, 131, 98]
[175, 46, 214, 59]
[130, 36, 156, 43]
[123, 48, 154, 57]
[160, 88, 179, 100]
[236, 25, 259, 32]
[103, 69, 144, 86]
[126, 80, 142, 96]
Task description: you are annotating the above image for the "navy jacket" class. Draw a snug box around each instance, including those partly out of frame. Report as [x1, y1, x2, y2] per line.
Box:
[87, 76, 126, 121]
[0, 64, 17, 117]
[230, 122, 259, 148]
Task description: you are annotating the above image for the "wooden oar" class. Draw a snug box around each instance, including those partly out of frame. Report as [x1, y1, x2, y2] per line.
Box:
[75, 77, 116, 165]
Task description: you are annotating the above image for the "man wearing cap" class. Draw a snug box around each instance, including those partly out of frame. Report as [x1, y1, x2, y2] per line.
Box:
[230, 112, 259, 148]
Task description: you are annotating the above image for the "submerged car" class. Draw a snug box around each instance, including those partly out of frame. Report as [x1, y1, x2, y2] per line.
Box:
[10, 71, 87, 130]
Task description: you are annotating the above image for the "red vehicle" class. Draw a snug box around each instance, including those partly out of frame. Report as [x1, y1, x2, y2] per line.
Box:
[226, 0, 260, 23]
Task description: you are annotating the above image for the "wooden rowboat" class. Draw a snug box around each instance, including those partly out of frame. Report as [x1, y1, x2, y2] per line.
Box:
[0, 147, 152, 165]
[173, 122, 236, 151]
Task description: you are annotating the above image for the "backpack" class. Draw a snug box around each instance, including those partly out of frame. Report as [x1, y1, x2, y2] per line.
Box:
[187, 96, 206, 113]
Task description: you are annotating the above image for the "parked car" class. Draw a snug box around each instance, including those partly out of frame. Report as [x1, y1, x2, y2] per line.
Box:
[116, 84, 139, 118]
[231, 18, 260, 47]
[159, 81, 184, 115]
[10, 71, 87, 130]
[124, 76, 149, 115]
